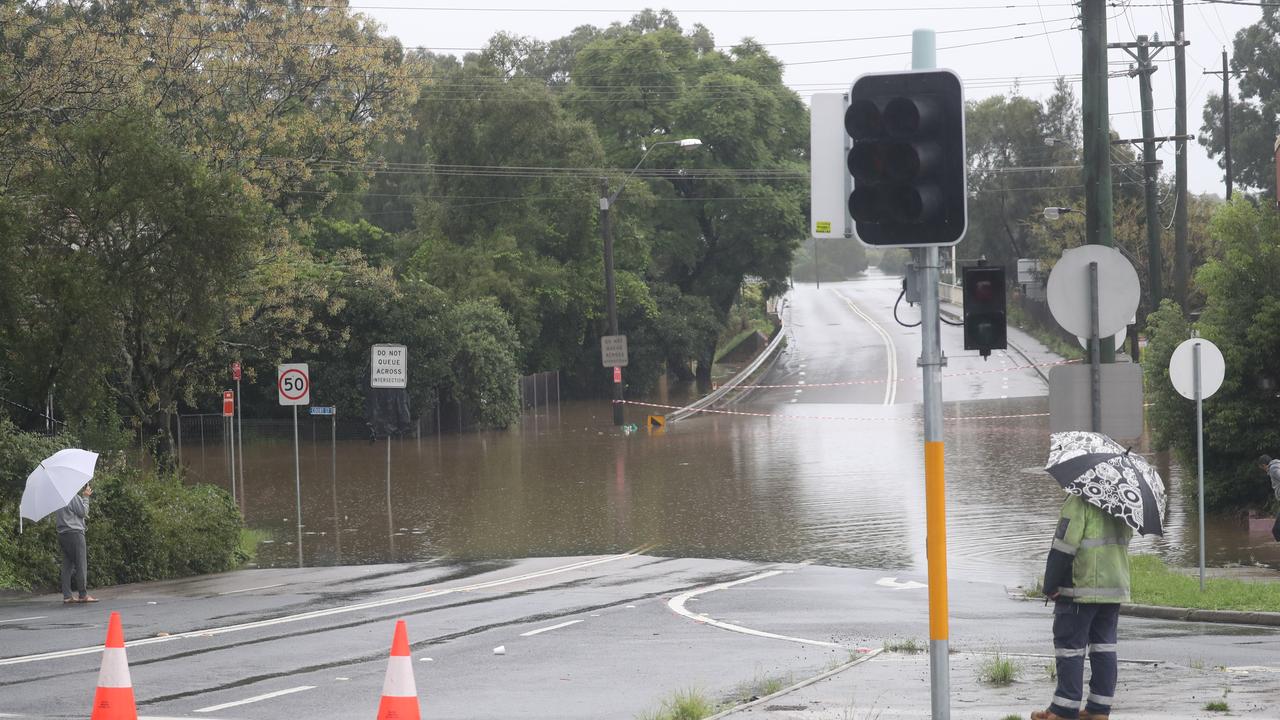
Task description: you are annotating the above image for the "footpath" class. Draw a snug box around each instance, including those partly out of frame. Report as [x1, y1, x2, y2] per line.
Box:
[715, 649, 1276, 719]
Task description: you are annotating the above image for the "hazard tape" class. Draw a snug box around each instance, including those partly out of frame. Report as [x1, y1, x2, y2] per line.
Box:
[714, 358, 1079, 391]
[617, 399, 1049, 423]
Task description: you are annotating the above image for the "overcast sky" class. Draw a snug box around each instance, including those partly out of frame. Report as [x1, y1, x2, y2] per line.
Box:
[354, 1, 1264, 197]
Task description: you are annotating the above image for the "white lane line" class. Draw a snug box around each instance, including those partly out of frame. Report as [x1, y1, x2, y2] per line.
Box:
[0, 616, 45, 625]
[668, 571, 843, 649]
[833, 290, 898, 405]
[0, 549, 650, 667]
[195, 685, 315, 713]
[519, 619, 584, 637]
[216, 583, 286, 596]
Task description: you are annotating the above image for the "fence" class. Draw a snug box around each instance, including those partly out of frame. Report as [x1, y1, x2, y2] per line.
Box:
[518, 371, 561, 412]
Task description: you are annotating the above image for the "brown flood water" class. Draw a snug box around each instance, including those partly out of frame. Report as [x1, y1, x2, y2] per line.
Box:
[181, 398, 1280, 585]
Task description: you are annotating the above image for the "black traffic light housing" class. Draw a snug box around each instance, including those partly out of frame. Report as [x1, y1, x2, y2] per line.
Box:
[962, 265, 1007, 358]
[845, 70, 967, 247]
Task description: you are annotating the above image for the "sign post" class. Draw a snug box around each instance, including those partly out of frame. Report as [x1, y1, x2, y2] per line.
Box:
[222, 390, 236, 504]
[310, 405, 339, 564]
[371, 345, 408, 560]
[232, 362, 245, 511]
[278, 363, 310, 567]
[1169, 337, 1225, 591]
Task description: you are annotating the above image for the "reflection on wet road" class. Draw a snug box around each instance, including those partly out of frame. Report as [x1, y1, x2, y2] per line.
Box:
[235, 277, 1278, 582]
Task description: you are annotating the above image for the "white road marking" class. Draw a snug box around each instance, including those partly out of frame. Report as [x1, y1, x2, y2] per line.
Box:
[0, 550, 649, 667]
[875, 577, 927, 590]
[833, 291, 898, 405]
[216, 583, 285, 596]
[195, 685, 315, 713]
[519, 619, 583, 637]
[0, 616, 45, 625]
[668, 571, 843, 649]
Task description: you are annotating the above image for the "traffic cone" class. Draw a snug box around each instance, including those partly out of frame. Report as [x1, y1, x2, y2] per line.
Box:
[91, 612, 137, 720]
[376, 620, 421, 720]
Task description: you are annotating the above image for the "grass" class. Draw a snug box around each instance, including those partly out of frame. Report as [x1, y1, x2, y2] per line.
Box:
[635, 688, 715, 720]
[1000, 716, 1024, 720]
[1204, 701, 1229, 712]
[236, 527, 269, 565]
[1130, 554, 1280, 612]
[883, 637, 924, 654]
[726, 672, 793, 704]
[977, 653, 1020, 686]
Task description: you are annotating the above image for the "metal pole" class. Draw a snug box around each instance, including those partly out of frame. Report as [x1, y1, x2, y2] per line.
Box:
[386, 435, 395, 559]
[176, 413, 183, 470]
[1222, 49, 1233, 201]
[293, 405, 303, 567]
[1194, 342, 1205, 591]
[332, 412, 340, 564]
[913, 29, 949, 720]
[199, 414, 206, 477]
[1090, 262, 1102, 432]
[815, 238, 821, 289]
[1173, 0, 1189, 310]
[1136, 37, 1163, 311]
[228, 402, 236, 507]
[1083, 0, 1115, 364]
[601, 179, 625, 426]
[236, 376, 245, 508]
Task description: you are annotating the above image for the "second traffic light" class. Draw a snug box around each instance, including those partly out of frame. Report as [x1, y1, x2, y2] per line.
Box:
[962, 265, 1007, 358]
[845, 70, 967, 247]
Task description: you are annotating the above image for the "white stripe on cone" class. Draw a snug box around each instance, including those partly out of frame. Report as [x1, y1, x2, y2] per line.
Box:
[381, 656, 416, 697]
[97, 648, 133, 689]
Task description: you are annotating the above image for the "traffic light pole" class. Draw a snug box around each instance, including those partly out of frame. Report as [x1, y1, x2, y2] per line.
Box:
[912, 29, 951, 720]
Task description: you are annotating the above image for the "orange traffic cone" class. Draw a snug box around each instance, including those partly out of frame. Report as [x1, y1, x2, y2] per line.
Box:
[376, 620, 421, 720]
[91, 612, 137, 720]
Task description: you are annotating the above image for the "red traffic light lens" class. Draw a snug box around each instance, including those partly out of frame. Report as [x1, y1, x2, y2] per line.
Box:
[972, 280, 995, 302]
[845, 99, 881, 139]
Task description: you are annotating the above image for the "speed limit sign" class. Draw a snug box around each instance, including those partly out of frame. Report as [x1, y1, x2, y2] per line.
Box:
[277, 363, 311, 406]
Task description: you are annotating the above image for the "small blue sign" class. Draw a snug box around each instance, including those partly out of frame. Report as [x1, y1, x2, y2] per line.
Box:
[309, 406, 336, 416]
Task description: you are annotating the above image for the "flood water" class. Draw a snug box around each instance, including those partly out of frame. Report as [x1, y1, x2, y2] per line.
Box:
[182, 396, 1280, 586]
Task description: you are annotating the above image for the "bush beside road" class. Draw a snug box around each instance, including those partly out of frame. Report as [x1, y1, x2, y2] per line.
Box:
[0, 419, 244, 591]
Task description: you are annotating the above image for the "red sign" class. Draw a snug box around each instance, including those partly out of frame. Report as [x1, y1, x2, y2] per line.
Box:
[613, 367, 622, 384]
[222, 391, 235, 417]
[231, 361, 242, 381]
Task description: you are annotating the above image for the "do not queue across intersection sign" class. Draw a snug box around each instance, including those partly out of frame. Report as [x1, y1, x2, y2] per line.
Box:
[371, 344, 408, 388]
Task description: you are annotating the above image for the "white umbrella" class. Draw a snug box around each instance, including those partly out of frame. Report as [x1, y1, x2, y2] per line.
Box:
[19, 449, 99, 531]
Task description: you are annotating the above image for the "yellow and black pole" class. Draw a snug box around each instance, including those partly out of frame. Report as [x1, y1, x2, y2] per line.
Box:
[912, 29, 951, 720]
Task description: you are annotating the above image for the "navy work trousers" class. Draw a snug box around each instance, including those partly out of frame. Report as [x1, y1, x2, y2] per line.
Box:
[1048, 600, 1119, 718]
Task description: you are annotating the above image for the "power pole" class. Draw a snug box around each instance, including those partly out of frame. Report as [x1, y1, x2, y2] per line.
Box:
[1204, 50, 1234, 200]
[1082, 0, 1115, 362]
[1173, 0, 1189, 310]
[1116, 35, 1167, 311]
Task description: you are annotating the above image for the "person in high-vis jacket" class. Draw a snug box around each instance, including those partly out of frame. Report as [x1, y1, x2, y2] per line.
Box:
[1031, 494, 1132, 720]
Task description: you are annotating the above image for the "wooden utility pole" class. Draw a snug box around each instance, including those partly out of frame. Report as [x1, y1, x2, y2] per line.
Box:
[1173, 0, 1189, 309]
[1204, 50, 1234, 200]
[1083, 0, 1115, 361]
[1135, 37, 1162, 309]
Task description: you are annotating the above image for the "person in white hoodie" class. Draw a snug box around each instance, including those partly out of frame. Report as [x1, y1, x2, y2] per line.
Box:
[54, 484, 97, 603]
[1258, 455, 1280, 542]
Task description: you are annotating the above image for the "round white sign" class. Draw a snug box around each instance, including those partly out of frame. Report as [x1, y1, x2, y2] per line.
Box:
[1169, 338, 1225, 400]
[1046, 245, 1141, 339]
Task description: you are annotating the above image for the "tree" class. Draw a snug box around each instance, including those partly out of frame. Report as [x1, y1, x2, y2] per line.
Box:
[1144, 201, 1280, 510]
[1200, 7, 1280, 196]
[11, 113, 269, 458]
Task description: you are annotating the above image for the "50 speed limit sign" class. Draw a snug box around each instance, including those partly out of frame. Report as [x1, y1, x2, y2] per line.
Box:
[277, 363, 311, 406]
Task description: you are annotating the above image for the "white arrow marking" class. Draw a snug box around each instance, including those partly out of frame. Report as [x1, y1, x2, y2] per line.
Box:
[876, 577, 927, 590]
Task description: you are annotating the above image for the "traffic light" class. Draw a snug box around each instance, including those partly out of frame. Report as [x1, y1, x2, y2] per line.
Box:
[962, 265, 1007, 358]
[844, 70, 967, 247]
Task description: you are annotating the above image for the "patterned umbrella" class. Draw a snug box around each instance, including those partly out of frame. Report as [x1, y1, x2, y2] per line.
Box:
[1045, 431, 1167, 536]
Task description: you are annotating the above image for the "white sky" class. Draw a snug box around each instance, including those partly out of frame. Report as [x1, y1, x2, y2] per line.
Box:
[354, 1, 1264, 196]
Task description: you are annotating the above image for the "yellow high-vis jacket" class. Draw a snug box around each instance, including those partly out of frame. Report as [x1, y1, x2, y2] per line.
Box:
[1043, 494, 1132, 604]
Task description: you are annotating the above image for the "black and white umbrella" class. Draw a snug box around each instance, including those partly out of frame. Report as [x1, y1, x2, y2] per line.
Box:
[1045, 431, 1167, 536]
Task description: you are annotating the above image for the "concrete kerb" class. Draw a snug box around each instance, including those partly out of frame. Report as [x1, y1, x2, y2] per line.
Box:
[703, 649, 883, 720]
[1121, 602, 1280, 627]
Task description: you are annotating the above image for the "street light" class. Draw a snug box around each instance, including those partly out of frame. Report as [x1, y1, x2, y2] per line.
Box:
[600, 137, 702, 426]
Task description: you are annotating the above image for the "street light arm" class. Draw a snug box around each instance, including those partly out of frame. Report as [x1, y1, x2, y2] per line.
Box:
[606, 140, 681, 207]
